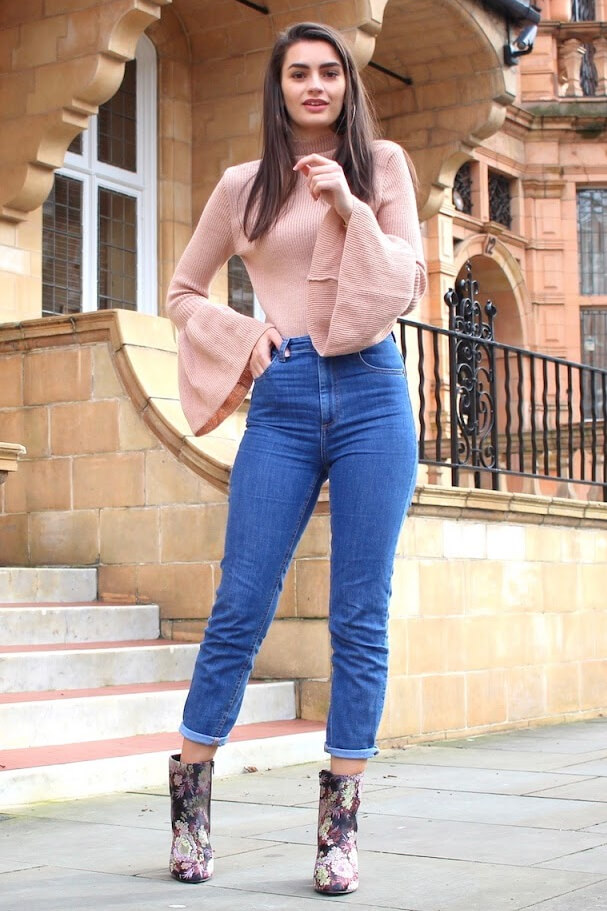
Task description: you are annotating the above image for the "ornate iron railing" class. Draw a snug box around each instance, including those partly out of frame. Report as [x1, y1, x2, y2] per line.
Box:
[400, 263, 607, 500]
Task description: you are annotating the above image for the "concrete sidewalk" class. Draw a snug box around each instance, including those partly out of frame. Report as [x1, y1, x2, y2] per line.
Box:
[3, 719, 607, 910]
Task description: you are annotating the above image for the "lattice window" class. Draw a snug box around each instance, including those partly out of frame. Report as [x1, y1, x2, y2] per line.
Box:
[580, 307, 607, 412]
[581, 309, 607, 367]
[42, 175, 82, 316]
[453, 163, 473, 215]
[228, 257, 254, 318]
[578, 189, 607, 295]
[42, 36, 156, 316]
[571, 0, 595, 21]
[98, 189, 137, 310]
[98, 59, 137, 172]
[488, 172, 512, 229]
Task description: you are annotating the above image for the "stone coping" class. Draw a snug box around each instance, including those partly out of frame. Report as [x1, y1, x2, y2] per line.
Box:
[1, 310, 606, 526]
[411, 484, 607, 527]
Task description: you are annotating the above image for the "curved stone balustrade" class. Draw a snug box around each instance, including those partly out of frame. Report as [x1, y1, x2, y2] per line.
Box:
[556, 23, 607, 96]
[0, 309, 329, 505]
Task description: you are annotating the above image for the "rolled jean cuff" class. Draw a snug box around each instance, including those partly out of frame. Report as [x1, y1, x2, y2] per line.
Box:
[324, 742, 379, 759]
[179, 722, 228, 747]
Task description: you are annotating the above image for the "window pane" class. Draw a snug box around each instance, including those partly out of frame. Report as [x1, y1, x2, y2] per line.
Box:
[228, 256, 254, 317]
[578, 189, 607, 295]
[98, 187, 137, 311]
[453, 163, 473, 215]
[488, 172, 512, 229]
[580, 307, 607, 413]
[571, 0, 595, 21]
[97, 59, 137, 172]
[42, 175, 82, 316]
[67, 134, 82, 155]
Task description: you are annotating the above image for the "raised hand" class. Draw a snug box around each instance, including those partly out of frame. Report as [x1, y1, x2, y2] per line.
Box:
[293, 154, 354, 225]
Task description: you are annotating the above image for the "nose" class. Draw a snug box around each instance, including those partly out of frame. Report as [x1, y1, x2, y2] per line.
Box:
[308, 70, 323, 92]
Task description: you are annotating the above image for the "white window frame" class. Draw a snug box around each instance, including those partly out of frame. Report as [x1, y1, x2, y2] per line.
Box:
[56, 34, 157, 315]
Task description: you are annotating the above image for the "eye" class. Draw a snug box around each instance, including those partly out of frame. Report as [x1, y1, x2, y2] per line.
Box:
[291, 71, 305, 80]
[324, 70, 340, 78]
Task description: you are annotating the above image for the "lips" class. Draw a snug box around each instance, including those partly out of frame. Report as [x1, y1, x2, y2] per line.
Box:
[303, 100, 328, 109]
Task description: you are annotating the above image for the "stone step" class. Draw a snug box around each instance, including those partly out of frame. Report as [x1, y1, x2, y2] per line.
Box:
[0, 603, 160, 646]
[0, 567, 97, 603]
[0, 640, 199, 693]
[0, 680, 297, 749]
[1, 721, 327, 807]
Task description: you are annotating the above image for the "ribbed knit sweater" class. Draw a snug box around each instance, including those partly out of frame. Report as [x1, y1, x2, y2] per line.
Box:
[167, 134, 427, 436]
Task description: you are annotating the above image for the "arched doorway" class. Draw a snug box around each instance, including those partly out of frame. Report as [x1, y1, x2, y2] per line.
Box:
[450, 245, 533, 493]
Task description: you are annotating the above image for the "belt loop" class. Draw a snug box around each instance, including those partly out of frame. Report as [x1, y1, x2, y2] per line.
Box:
[278, 337, 290, 362]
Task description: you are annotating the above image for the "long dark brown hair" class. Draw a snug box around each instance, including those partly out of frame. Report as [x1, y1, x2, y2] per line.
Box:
[243, 22, 377, 241]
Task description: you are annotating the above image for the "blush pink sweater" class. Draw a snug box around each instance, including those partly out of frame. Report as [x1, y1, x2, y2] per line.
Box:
[167, 134, 427, 435]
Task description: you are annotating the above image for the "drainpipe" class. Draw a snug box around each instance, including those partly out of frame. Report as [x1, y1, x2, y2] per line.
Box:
[481, 0, 542, 23]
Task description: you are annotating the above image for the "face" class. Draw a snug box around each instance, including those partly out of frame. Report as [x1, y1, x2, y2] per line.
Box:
[280, 40, 347, 139]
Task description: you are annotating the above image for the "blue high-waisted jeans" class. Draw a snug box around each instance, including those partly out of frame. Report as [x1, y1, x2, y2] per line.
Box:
[180, 334, 418, 759]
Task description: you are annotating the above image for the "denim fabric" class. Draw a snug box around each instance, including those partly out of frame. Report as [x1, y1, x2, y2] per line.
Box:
[180, 335, 418, 759]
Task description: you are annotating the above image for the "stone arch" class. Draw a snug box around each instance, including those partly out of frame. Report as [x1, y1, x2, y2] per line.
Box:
[366, 0, 518, 219]
[451, 238, 536, 495]
[453, 234, 531, 350]
[0, 0, 169, 221]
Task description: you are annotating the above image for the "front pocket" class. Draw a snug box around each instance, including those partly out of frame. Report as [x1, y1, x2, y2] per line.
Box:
[357, 339, 405, 375]
[254, 350, 280, 381]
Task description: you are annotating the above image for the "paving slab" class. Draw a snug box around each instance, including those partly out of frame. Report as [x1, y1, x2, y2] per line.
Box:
[3, 789, 317, 838]
[454, 732, 607, 756]
[361, 760, 592, 795]
[4, 792, 170, 830]
[356, 786, 607, 829]
[257, 814, 607, 866]
[3, 719, 607, 911]
[0, 815, 276, 876]
[559, 757, 607, 776]
[528, 777, 607, 801]
[213, 841, 604, 911]
[381, 745, 604, 773]
[517, 880, 607, 910]
[0, 867, 370, 911]
[538, 843, 607, 874]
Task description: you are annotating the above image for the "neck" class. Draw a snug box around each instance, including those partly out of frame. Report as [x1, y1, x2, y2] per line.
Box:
[291, 129, 338, 158]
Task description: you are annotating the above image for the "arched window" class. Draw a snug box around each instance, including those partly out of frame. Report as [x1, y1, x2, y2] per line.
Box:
[42, 34, 157, 316]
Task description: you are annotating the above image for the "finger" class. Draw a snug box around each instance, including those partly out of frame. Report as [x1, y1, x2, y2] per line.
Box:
[293, 153, 335, 172]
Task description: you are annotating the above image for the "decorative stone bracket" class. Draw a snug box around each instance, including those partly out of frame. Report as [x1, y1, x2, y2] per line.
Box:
[0, 442, 26, 487]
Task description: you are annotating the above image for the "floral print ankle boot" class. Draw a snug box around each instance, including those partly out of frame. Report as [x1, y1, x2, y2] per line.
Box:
[313, 769, 363, 894]
[168, 754, 214, 883]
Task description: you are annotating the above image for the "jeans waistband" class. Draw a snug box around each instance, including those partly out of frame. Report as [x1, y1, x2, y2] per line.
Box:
[279, 335, 315, 353]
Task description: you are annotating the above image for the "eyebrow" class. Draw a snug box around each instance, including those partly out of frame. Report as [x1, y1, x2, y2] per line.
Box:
[287, 61, 342, 70]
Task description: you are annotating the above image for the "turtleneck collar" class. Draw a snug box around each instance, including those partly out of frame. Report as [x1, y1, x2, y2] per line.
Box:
[292, 130, 338, 159]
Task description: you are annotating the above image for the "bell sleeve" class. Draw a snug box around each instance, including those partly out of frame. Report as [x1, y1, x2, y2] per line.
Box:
[166, 173, 271, 436]
[306, 143, 427, 356]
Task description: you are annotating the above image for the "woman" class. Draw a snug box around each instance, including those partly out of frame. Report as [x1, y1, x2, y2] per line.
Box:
[166, 21, 426, 894]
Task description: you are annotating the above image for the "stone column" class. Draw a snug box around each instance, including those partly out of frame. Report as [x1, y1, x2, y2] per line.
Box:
[593, 36, 607, 95]
[550, 0, 573, 20]
[559, 38, 586, 95]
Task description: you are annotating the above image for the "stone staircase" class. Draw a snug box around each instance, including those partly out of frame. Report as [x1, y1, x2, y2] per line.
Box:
[0, 568, 325, 807]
